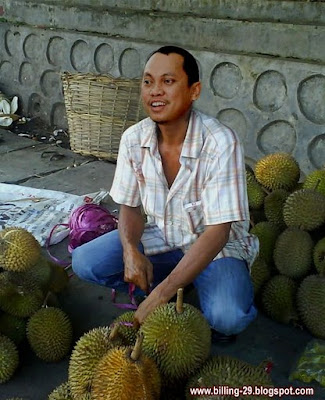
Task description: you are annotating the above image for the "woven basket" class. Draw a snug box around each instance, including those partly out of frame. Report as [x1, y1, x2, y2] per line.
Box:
[62, 72, 146, 161]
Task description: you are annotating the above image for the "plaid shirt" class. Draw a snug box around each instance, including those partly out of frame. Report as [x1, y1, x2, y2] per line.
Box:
[110, 110, 258, 267]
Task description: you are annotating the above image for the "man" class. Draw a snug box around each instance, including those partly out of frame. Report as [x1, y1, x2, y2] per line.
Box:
[72, 46, 258, 341]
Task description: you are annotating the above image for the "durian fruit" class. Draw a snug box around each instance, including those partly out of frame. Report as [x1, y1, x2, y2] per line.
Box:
[69, 325, 123, 399]
[0, 334, 19, 383]
[254, 153, 300, 191]
[91, 333, 161, 400]
[19, 256, 53, 292]
[303, 169, 325, 197]
[250, 222, 280, 265]
[250, 256, 272, 295]
[273, 228, 313, 279]
[186, 355, 273, 400]
[297, 275, 325, 339]
[313, 237, 325, 275]
[27, 306, 73, 362]
[0, 313, 26, 344]
[0, 272, 44, 318]
[283, 189, 325, 231]
[140, 288, 211, 381]
[246, 169, 266, 210]
[48, 261, 69, 293]
[48, 382, 74, 400]
[262, 275, 298, 324]
[264, 189, 289, 228]
[0, 227, 41, 272]
[111, 311, 138, 346]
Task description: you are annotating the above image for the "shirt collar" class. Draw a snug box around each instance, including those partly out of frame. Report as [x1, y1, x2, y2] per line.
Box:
[140, 109, 203, 159]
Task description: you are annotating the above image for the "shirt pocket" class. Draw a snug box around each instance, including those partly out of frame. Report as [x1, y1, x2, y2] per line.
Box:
[184, 200, 205, 234]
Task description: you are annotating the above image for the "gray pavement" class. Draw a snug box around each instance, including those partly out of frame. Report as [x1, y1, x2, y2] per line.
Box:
[0, 128, 324, 400]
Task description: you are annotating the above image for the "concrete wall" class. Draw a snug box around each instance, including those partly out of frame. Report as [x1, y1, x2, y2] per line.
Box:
[0, 0, 324, 173]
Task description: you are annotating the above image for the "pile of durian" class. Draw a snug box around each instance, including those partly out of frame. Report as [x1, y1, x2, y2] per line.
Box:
[0, 227, 71, 385]
[47, 289, 273, 400]
[248, 153, 325, 339]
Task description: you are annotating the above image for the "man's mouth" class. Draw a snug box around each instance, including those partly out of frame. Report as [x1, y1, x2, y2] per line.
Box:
[151, 101, 166, 107]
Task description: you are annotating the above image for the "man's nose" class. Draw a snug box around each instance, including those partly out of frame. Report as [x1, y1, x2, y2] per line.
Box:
[150, 82, 164, 96]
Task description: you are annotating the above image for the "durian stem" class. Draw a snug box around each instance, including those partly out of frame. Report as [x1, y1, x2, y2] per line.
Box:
[261, 187, 270, 195]
[42, 291, 51, 307]
[130, 332, 144, 361]
[176, 288, 184, 314]
[109, 323, 120, 340]
[313, 179, 321, 191]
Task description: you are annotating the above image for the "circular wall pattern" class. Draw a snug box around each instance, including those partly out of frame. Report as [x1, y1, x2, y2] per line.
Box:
[253, 70, 287, 112]
[40, 70, 61, 97]
[308, 134, 325, 169]
[0, 61, 14, 92]
[23, 34, 42, 60]
[210, 62, 242, 99]
[19, 62, 35, 86]
[217, 108, 247, 143]
[28, 93, 42, 115]
[119, 48, 141, 78]
[94, 43, 114, 74]
[4, 30, 20, 57]
[70, 40, 91, 72]
[257, 120, 296, 154]
[51, 102, 68, 128]
[298, 75, 325, 125]
[47, 36, 68, 66]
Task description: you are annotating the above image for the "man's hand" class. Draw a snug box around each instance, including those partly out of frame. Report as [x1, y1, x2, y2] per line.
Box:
[124, 248, 153, 293]
[133, 287, 168, 328]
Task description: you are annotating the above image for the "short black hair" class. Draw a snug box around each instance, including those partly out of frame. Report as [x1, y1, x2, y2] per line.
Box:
[148, 46, 199, 87]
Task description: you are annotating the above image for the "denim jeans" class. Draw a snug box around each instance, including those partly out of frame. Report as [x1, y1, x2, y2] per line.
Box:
[72, 229, 257, 335]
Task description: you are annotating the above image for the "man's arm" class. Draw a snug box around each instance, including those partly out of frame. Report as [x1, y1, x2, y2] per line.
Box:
[119, 204, 153, 293]
[134, 222, 231, 324]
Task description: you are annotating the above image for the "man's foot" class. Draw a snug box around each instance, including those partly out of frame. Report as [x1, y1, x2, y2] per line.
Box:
[211, 329, 237, 344]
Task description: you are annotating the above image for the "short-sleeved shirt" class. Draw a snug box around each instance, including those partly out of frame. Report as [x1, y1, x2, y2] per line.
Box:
[110, 109, 259, 268]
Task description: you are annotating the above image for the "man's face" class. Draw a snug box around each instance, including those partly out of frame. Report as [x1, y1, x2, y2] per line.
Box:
[141, 52, 201, 124]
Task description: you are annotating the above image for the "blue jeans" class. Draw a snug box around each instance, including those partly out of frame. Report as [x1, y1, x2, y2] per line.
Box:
[72, 229, 257, 335]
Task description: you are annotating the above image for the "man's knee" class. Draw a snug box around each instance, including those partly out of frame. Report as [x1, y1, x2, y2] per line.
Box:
[71, 246, 91, 280]
[204, 303, 257, 336]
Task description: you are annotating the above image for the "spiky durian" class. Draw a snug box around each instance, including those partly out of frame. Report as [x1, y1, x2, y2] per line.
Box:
[140, 289, 211, 381]
[254, 153, 300, 191]
[187, 355, 273, 400]
[0, 334, 19, 383]
[48, 382, 74, 400]
[19, 256, 53, 292]
[27, 307, 73, 362]
[262, 275, 298, 324]
[246, 170, 266, 210]
[186, 355, 273, 400]
[0, 313, 26, 344]
[250, 222, 280, 265]
[250, 256, 272, 295]
[297, 275, 325, 339]
[273, 228, 313, 279]
[111, 311, 138, 346]
[0, 272, 44, 318]
[303, 169, 325, 197]
[283, 189, 325, 231]
[91, 333, 161, 400]
[264, 189, 289, 228]
[0, 227, 41, 272]
[69, 326, 123, 399]
[313, 237, 325, 276]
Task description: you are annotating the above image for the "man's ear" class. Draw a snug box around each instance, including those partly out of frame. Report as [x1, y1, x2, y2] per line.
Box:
[191, 81, 201, 101]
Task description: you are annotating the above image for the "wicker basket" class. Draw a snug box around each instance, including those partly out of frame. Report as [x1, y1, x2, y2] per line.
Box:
[62, 72, 146, 161]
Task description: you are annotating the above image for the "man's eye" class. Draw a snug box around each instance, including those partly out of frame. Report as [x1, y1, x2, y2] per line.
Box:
[165, 79, 173, 84]
[143, 80, 151, 85]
